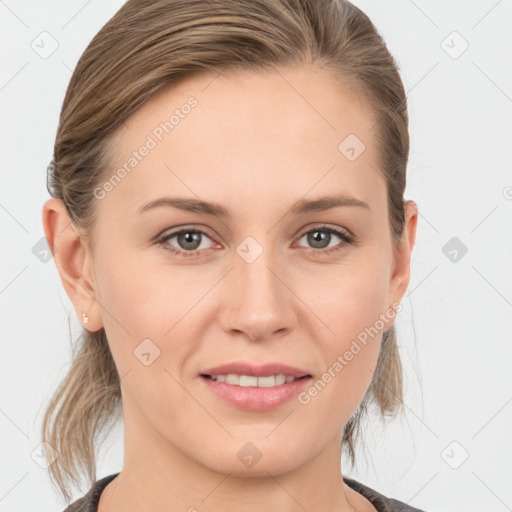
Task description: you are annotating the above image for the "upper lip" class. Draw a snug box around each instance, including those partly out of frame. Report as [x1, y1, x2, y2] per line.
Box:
[200, 362, 311, 378]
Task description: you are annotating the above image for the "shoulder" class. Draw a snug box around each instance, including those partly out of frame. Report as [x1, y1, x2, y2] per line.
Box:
[344, 477, 428, 512]
[60, 473, 119, 512]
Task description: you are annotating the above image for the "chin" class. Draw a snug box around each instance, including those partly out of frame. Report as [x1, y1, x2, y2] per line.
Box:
[211, 456, 301, 478]
[188, 440, 303, 477]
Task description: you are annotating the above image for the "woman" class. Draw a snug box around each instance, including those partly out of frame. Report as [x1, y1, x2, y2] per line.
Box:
[41, 0, 423, 510]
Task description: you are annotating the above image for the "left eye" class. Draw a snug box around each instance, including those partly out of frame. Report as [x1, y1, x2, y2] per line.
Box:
[294, 226, 354, 254]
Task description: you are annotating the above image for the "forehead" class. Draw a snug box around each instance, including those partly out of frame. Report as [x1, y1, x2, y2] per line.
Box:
[102, 64, 385, 217]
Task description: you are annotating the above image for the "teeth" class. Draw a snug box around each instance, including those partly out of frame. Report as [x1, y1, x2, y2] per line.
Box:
[210, 373, 297, 387]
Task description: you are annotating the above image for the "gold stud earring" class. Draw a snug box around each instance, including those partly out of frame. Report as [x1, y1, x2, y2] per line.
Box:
[82, 312, 90, 324]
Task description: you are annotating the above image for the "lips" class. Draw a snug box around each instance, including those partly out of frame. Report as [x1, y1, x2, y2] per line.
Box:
[200, 361, 312, 378]
[199, 362, 313, 411]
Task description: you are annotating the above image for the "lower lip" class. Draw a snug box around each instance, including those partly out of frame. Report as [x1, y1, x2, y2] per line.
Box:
[200, 375, 312, 411]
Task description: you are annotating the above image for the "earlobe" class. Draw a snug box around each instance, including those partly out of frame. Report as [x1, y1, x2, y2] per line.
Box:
[41, 198, 103, 331]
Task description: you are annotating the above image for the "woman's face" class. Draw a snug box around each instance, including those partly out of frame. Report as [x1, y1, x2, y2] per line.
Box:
[81, 65, 416, 476]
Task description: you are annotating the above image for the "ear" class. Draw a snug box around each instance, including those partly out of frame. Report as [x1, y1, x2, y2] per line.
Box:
[41, 197, 103, 332]
[385, 200, 418, 326]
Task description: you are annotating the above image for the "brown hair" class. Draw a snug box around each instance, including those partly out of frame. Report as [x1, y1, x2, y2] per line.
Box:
[43, 0, 409, 502]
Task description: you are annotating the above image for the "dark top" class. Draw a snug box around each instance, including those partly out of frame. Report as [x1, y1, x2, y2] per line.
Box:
[61, 472, 426, 511]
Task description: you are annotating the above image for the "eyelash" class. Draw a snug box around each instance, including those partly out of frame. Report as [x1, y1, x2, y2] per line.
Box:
[156, 225, 355, 259]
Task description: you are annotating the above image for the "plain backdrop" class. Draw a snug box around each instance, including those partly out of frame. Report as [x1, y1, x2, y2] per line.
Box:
[1, 1, 511, 510]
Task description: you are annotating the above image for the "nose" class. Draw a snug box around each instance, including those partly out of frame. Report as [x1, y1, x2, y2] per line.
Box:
[218, 241, 296, 342]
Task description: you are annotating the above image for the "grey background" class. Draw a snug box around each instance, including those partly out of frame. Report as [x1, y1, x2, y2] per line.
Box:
[1, 0, 511, 510]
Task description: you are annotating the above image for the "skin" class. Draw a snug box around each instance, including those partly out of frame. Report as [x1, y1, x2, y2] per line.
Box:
[43, 64, 417, 512]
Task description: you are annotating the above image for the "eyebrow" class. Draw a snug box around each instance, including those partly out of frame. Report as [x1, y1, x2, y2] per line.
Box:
[137, 193, 371, 217]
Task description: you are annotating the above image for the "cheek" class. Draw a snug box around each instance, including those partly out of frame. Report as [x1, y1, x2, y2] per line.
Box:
[297, 253, 390, 413]
[94, 244, 185, 333]
[302, 249, 391, 341]
[93, 246, 208, 384]
[94, 258, 194, 422]
[92, 246, 164, 372]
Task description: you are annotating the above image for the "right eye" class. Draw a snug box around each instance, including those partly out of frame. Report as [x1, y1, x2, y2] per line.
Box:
[156, 227, 218, 258]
